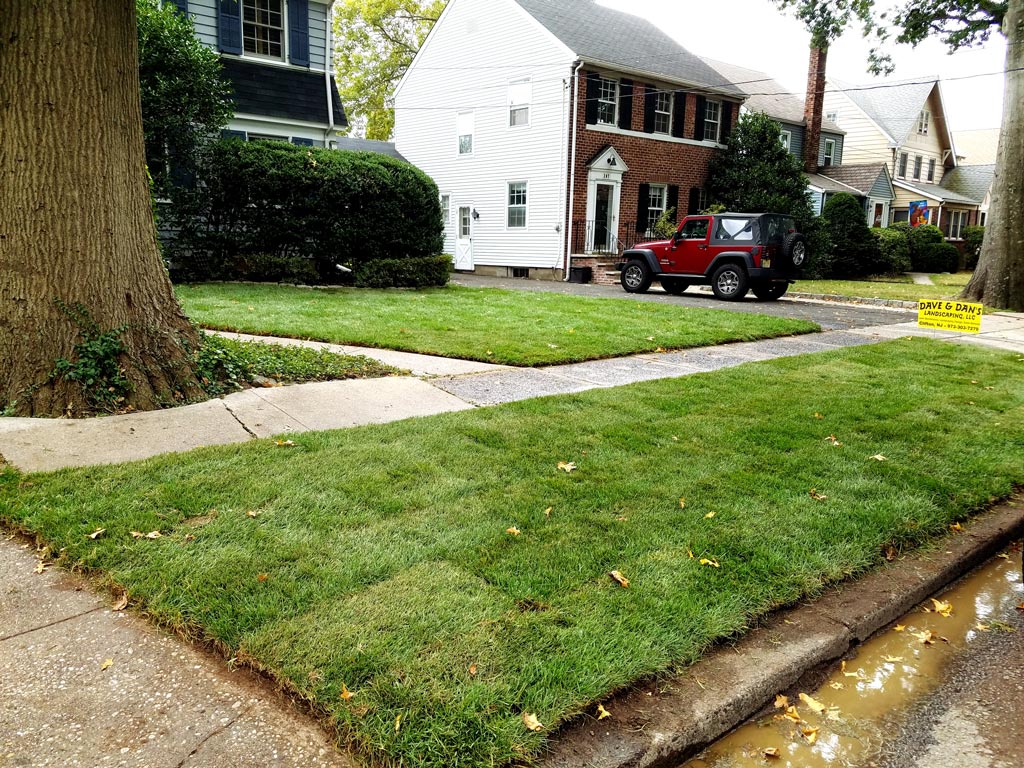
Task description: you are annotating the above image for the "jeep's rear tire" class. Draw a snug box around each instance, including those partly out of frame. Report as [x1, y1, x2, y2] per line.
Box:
[621, 260, 652, 293]
[661, 277, 689, 295]
[782, 232, 808, 269]
[711, 263, 748, 301]
[752, 282, 789, 301]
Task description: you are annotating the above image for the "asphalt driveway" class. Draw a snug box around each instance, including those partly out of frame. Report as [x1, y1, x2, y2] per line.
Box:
[451, 274, 914, 331]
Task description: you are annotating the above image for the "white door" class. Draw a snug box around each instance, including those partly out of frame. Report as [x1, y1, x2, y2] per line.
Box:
[454, 206, 474, 270]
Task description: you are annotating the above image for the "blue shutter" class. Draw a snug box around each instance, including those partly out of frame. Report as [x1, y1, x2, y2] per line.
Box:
[218, 0, 242, 55]
[170, 0, 189, 15]
[288, 0, 310, 67]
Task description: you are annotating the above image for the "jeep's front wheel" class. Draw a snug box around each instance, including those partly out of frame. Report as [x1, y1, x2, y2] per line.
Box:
[711, 263, 749, 301]
[621, 260, 652, 293]
[661, 277, 689, 295]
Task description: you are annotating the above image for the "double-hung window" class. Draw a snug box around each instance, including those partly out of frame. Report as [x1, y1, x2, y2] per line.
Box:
[646, 185, 667, 233]
[823, 139, 835, 166]
[457, 111, 474, 156]
[918, 110, 930, 135]
[927, 159, 936, 182]
[780, 131, 791, 152]
[703, 100, 721, 142]
[507, 182, 528, 228]
[440, 194, 450, 226]
[597, 77, 618, 125]
[243, 0, 284, 59]
[653, 91, 672, 134]
[949, 210, 967, 239]
[898, 152, 909, 178]
[508, 78, 531, 127]
[913, 155, 923, 181]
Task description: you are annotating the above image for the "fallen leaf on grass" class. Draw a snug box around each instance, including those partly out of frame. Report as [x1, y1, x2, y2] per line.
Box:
[704, 511, 716, 519]
[257, 573, 269, 582]
[395, 715, 402, 733]
[246, 510, 261, 519]
[826, 434, 842, 447]
[523, 712, 544, 732]
[802, 726, 820, 744]
[883, 545, 898, 562]
[646, 336, 655, 341]
[506, 527, 521, 536]
[340, 684, 356, 701]
[112, 594, 128, 611]
[930, 598, 954, 617]
[809, 489, 828, 501]
[912, 630, 936, 645]
[543, 507, 552, 518]
[774, 694, 789, 709]
[686, 548, 695, 559]
[88, 528, 106, 540]
[130, 531, 162, 540]
[469, 664, 478, 677]
[764, 747, 781, 759]
[275, 440, 297, 448]
[671, 435, 679, 442]
[869, 454, 888, 461]
[100, 658, 113, 671]
[814, 412, 824, 420]
[883, 655, 904, 663]
[596, 703, 611, 720]
[679, 497, 686, 509]
[557, 461, 577, 473]
[798, 693, 826, 713]
[950, 522, 964, 532]
[609, 570, 630, 588]
[699, 557, 720, 568]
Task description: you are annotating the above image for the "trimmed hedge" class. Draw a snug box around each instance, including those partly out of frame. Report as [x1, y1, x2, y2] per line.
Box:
[354, 255, 453, 288]
[915, 242, 960, 273]
[871, 227, 912, 276]
[169, 140, 445, 286]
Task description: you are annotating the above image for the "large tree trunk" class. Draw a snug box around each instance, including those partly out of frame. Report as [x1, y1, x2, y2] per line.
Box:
[0, 0, 204, 417]
[961, 0, 1024, 311]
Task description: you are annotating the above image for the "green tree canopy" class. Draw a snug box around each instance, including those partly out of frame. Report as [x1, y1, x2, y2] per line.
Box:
[137, 0, 232, 194]
[706, 111, 814, 221]
[333, 0, 446, 140]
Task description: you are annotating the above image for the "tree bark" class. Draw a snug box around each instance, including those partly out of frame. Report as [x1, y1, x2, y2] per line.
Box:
[0, 0, 204, 417]
[961, 0, 1024, 311]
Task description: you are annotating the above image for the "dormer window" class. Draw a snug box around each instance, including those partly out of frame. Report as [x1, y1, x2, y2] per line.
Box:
[243, 0, 284, 59]
[918, 109, 930, 135]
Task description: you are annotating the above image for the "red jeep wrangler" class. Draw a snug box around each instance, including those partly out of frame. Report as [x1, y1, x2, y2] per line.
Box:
[618, 212, 808, 301]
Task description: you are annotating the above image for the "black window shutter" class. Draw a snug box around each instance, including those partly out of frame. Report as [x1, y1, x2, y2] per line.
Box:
[218, 0, 242, 54]
[671, 91, 686, 138]
[636, 184, 650, 233]
[288, 0, 310, 67]
[720, 102, 733, 141]
[688, 187, 703, 215]
[667, 185, 679, 221]
[618, 79, 633, 130]
[643, 85, 656, 133]
[693, 96, 706, 140]
[170, 0, 189, 15]
[585, 73, 600, 125]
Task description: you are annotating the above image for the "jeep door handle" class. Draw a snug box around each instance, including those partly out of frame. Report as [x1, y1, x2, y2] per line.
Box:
[698, 245, 707, 250]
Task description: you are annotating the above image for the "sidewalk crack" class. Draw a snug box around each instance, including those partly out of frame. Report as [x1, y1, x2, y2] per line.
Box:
[222, 402, 259, 439]
[174, 708, 248, 768]
[0, 606, 103, 643]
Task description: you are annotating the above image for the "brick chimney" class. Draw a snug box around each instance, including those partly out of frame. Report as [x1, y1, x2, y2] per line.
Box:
[804, 46, 828, 174]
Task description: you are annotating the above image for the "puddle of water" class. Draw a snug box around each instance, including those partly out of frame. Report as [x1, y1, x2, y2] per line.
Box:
[681, 548, 1024, 768]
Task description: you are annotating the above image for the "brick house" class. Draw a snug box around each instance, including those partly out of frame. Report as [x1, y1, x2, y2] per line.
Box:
[394, 0, 744, 283]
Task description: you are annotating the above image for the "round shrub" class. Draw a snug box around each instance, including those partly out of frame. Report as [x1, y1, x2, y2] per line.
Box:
[871, 227, 911, 276]
[821, 193, 880, 278]
[170, 140, 444, 286]
[915, 242, 960, 273]
[962, 225, 985, 270]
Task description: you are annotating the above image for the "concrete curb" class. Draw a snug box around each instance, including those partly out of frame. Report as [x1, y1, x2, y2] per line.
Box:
[690, 285, 920, 310]
[540, 495, 1024, 768]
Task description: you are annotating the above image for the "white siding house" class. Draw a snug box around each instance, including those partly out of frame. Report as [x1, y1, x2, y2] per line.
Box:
[395, 0, 576, 274]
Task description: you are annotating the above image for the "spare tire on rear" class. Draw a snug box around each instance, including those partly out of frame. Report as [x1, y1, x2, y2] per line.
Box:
[782, 232, 808, 269]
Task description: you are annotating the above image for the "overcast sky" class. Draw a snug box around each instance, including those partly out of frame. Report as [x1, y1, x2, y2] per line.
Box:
[599, 0, 1006, 132]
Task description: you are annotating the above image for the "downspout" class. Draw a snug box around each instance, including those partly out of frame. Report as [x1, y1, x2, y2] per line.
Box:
[936, 203, 943, 235]
[324, 2, 336, 147]
[564, 60, 584, 281]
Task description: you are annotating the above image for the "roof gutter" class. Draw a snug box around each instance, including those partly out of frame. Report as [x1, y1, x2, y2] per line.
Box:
[324, 2, 336, 147]
[564, 60, 584, 281]
[580, 56, 742, 100]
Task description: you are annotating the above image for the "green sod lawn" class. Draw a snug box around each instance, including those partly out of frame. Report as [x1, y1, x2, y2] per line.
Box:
[794, 272, 974, 302]
[3, 339, 1022, 767]
[177, 283, 818, 366]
